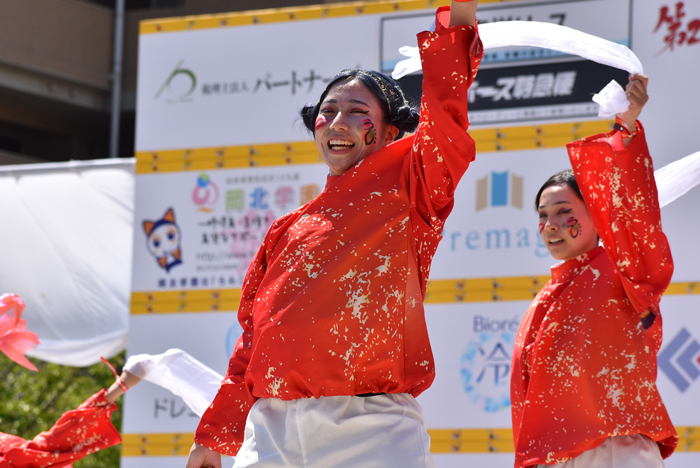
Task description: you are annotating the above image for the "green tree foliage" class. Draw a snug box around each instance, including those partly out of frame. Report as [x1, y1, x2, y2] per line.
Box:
[0, 352, 126, 468]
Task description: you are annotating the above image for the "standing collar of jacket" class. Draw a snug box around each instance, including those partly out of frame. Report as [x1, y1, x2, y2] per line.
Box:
[550, 245, 605, 284]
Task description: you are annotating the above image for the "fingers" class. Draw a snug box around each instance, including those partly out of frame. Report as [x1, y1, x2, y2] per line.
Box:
[626, 74, 649, 104]
[628, 73, 648, 90]
[616, 74, 649, 134]
[186, 443, 222, 468]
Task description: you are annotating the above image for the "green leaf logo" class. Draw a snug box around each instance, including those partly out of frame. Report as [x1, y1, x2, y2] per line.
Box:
[155, 60, 197, 102]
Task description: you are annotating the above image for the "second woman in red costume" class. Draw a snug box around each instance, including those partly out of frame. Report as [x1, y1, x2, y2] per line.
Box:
[511, 75, 677, 468]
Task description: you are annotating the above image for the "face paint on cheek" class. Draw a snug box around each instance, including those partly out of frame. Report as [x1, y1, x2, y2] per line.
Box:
[538, 223, 545, 234]
[565, 216, 581, 238]
[363, 119, 376, 145]
[315, 116, 328, 132]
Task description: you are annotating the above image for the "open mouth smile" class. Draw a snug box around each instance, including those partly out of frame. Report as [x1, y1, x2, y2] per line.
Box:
[328, 139, 355, 151]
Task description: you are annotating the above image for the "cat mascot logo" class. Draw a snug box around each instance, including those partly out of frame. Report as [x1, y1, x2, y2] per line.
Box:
[143, 208, 183, 273]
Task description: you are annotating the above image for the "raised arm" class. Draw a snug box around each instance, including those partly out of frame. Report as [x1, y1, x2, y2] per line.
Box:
[410, 3, 483, 232]
[566, 77, 673, 314]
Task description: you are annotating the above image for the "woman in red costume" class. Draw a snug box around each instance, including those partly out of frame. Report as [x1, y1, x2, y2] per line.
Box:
[511, 75, 678, 468]
[186, 1, 482, 467]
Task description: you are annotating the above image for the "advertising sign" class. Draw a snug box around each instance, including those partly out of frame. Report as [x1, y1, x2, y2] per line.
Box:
[127, 1, 700, 467]
[132, 165, 328, 291]
[385, 0, 631, 123]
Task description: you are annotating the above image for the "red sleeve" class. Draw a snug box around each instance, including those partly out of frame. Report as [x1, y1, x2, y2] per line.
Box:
[194, 236, 267, 456]
[410, 7, 483, 233]
[1, 390, 121, 468]
[566, 123, 674, 314]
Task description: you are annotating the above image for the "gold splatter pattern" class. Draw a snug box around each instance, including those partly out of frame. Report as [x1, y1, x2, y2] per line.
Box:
[196, 9, 484, 456]
[511, 124, 678, 467]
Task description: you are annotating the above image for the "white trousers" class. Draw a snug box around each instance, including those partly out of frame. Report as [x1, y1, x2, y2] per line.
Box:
[232, 393, 435, 468]
[537, 434, 665, 468]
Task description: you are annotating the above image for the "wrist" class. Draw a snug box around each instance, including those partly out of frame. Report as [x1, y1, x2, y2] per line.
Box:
[614, 115, 639, 139]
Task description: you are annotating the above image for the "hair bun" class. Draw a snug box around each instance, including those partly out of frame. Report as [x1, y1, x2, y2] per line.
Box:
[394, 105, 420, 134]
[300, 104, 318, 133]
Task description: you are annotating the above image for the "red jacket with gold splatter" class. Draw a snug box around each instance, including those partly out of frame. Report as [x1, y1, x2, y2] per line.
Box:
[195, 7, 483, 456]
[510, 124, 678, 467]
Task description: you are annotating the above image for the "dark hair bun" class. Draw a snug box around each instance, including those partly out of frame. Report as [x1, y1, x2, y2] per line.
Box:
[300, 104, 317, 134]
[393, 104, 420, 135]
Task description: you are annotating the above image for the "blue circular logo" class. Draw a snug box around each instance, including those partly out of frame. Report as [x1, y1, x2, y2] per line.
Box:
[197, 173, 210, 188]
[460, 322, 516, 413]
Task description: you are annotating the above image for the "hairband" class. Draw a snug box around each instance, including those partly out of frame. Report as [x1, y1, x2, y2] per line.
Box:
[365, 71, 408, 115]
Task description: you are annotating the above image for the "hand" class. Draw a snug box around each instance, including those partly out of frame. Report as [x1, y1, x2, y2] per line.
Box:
[450, 0, 478, 27]
[185, 443, 222, 468]
[618, 74, 649, 132]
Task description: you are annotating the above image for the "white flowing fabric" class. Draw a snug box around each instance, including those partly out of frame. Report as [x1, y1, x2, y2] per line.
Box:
[0, 159, 134, 366]
[655, 151, 700, 208]
[592, 80, 635, 118]
[391, 21, 643, 116]
[124, 349, 224, 417]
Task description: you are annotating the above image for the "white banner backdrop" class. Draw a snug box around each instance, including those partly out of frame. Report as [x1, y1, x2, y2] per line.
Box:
[127, 0, 700, 467]
[0, 160, 133, 366]
[136, 15, 384, 151]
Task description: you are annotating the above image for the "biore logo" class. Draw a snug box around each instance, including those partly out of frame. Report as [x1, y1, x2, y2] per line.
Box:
[192, 173, 220, 213]
[476, 171, 523, 211]
[155, 60, 197, 103]
[659, 328, 700, 393]
[460, 315, 518, 412]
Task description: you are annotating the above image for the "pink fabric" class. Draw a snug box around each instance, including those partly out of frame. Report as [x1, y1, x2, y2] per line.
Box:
[0, 294, 39, 371]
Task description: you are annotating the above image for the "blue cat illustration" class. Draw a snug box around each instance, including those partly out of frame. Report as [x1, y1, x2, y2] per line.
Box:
[143, 208, 183, 273]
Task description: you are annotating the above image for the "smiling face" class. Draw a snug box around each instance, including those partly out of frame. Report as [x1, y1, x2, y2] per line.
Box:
[314, 79, 399, 176]
[538, 184, 599, 261]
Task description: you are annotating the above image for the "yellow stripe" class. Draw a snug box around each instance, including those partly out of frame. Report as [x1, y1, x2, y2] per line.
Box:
[135, 121, 615, 174]
[130, 289, 242, 314]
[665, 282, 700, 295]
[121, 427, 700, 456]
[122, 433, 194, 457]
[135, 141, 322, 174]
[138, 0, 530, 34]
[130, 279, 699, 314]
